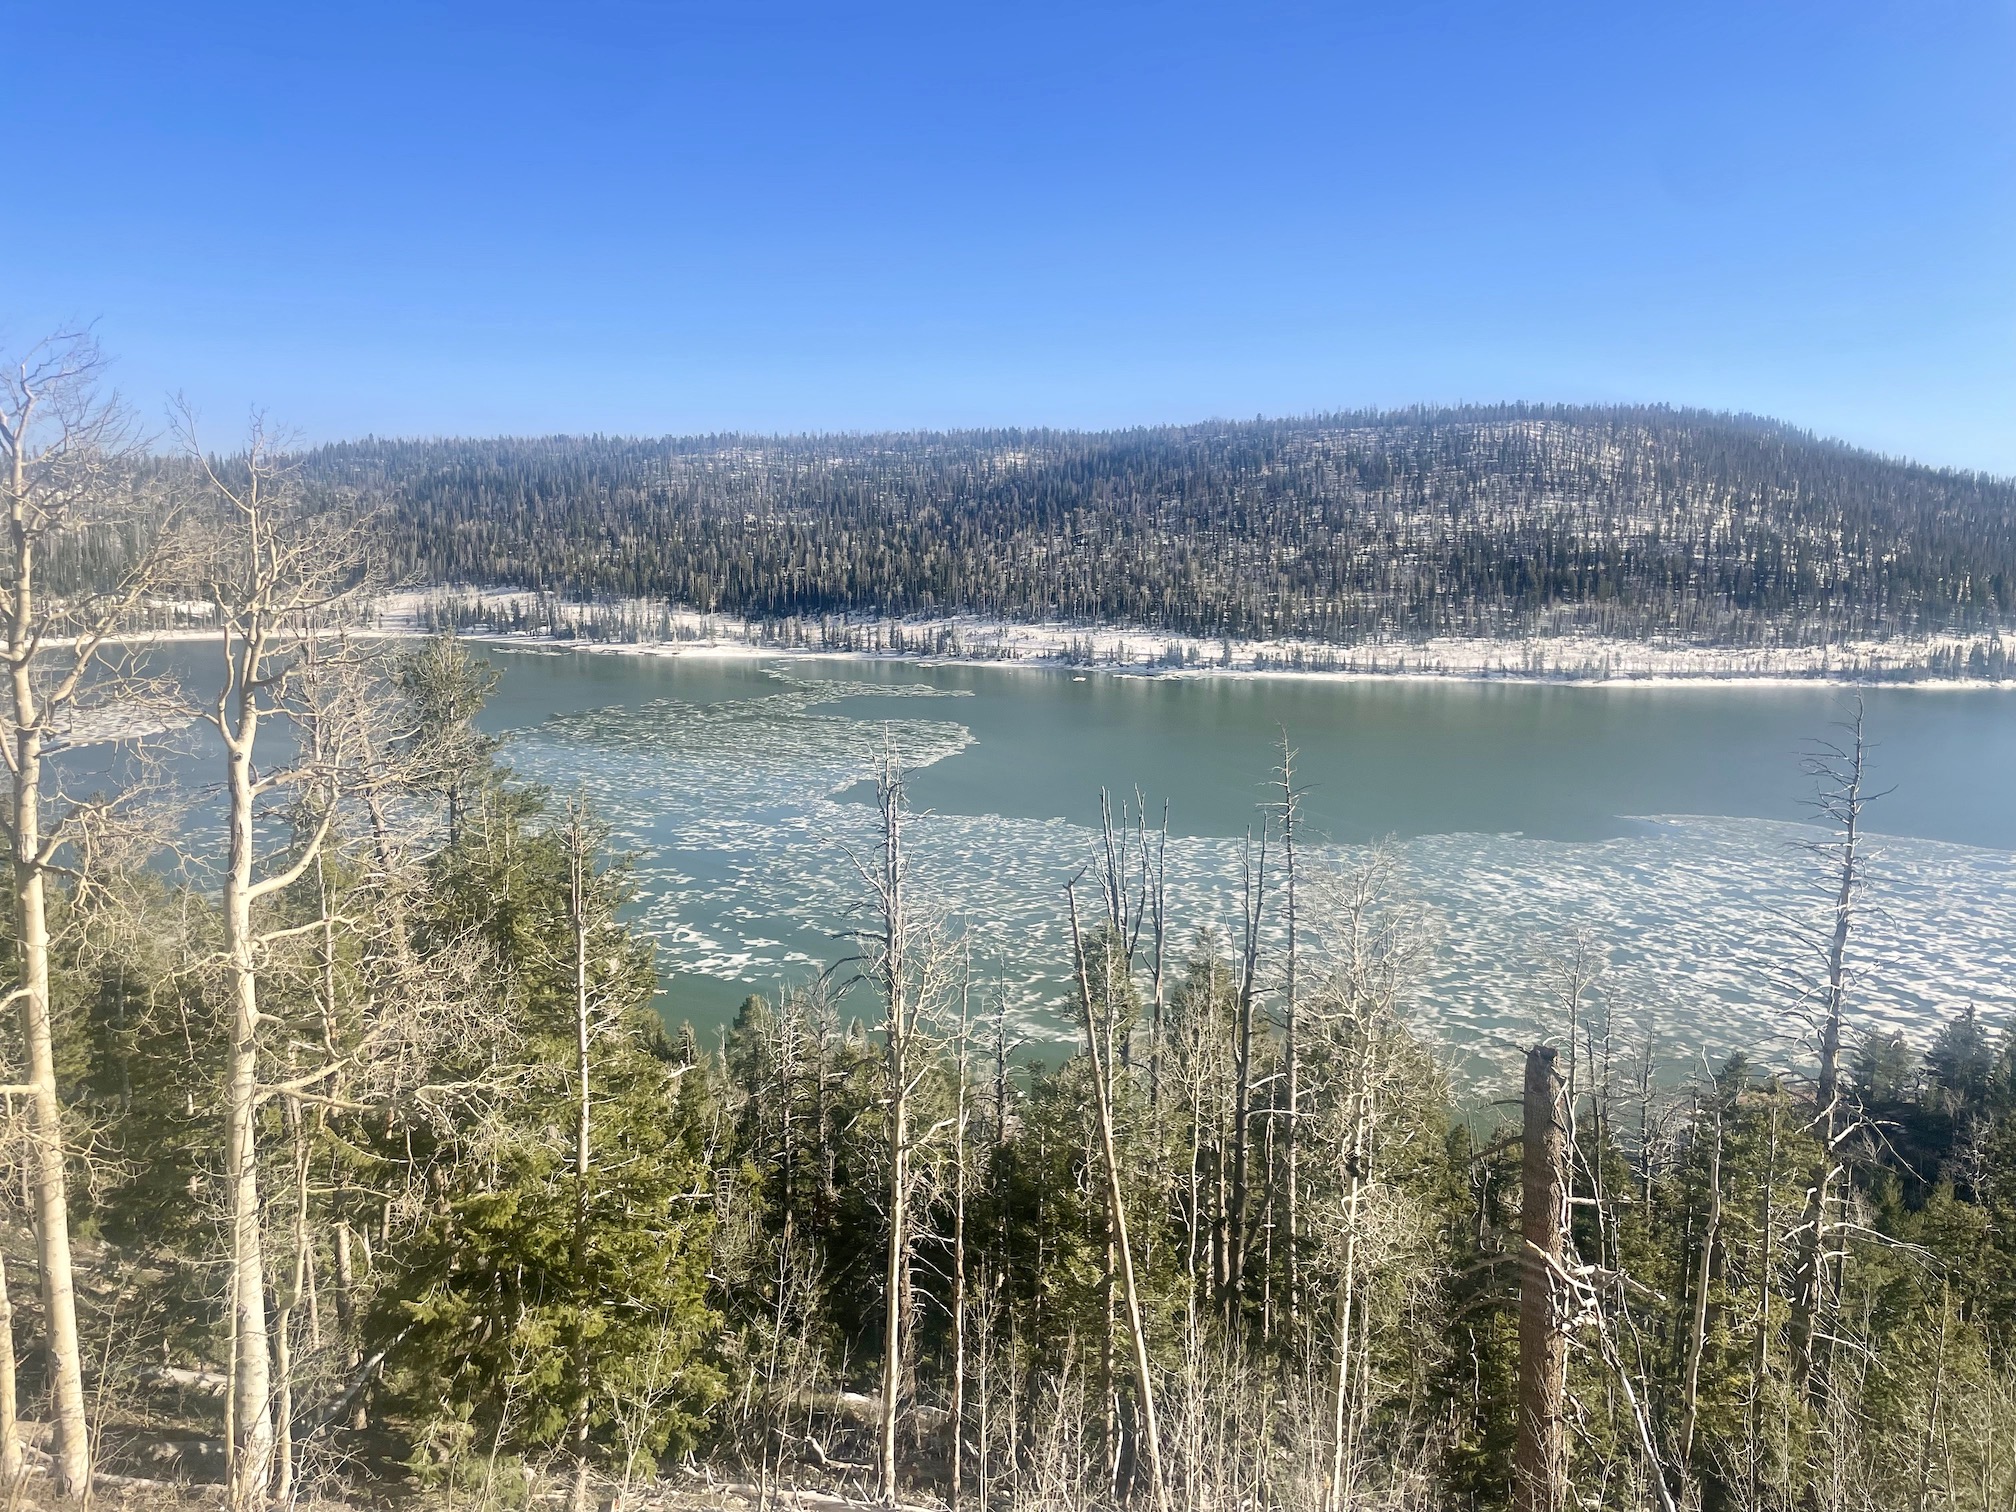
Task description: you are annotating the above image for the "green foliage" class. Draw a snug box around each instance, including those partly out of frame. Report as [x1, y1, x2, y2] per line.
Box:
[372, 793, 725, 1481]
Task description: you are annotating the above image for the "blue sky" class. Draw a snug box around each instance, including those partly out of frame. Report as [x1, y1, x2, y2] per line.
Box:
[8, 1, 2013, 470]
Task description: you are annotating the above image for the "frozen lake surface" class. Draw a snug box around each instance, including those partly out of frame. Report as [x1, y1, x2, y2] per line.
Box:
[471, 649, 2016, 1086]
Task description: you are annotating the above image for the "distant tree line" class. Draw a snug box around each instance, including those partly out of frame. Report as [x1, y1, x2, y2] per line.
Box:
[304, 406, 2016, 647]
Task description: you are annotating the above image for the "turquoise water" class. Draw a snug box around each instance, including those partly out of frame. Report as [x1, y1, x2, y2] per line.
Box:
[474, 649, 2016, 1082]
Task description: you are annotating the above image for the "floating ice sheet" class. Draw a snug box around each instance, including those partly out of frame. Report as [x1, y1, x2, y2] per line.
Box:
[505, 668, 2016, 1090]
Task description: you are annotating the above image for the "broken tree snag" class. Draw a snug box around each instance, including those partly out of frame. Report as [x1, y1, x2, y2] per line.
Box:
[1514, 1045, 1568, 1512]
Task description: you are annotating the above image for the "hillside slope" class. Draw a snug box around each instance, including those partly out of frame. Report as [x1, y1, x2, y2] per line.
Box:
[307, 406, 2016, 647]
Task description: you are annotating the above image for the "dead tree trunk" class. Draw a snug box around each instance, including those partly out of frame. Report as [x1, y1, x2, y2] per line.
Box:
[1227, 828, 1266, 1312]
[1790, 703, 1869, 1407]
[1325, 1030, 1374, 1512]
[567, 803, 596, 1512]
[1274, 733, 1304, 1322]
[1069, 883, 1169, 1512]
[950, 981, 970, 1512]
[860, 746, 915, 1507]
[1679, 1109, 1723, 1471]
[1145, 803, 1169, 1120]
[1514, 1046, 1568, 1512]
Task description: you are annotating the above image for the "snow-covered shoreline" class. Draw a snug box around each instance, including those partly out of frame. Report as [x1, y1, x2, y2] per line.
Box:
[367, 587, 2016, 690]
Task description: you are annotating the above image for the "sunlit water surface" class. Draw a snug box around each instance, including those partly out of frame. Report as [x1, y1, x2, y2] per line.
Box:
[464, 649, 2016, 1088]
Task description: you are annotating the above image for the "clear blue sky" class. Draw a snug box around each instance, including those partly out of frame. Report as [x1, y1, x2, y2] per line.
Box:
[8, 1, 2013, 471]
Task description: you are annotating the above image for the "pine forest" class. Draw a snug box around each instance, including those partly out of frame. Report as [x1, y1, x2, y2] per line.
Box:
[0, 336, 2012, 1512]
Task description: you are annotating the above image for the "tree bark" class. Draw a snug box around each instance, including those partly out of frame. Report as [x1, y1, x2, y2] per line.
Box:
[5, 482, 90, 1498]
[872, 753, 912, 1507]
[1790, 706, 1865, 1408]
[1069, 885, 1169, 1512]
[1276, 735, 1302, 1324]
[568, 808, 595, 1512]
[1226, 831, 1265, 1312]
[222, 630, 276, 1509]
[1679, 1110, 1723, 1470]
[1326, 1046, 1371, 1512]
[950, 989, 969, 1512]
[0, 1245, 19, 1485]
[1513, 1046, 1568, 1512]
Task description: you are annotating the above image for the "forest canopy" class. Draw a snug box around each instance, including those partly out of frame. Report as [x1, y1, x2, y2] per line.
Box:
[305, 406, 2016, 647]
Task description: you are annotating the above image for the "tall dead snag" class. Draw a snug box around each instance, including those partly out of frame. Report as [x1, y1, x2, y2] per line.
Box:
[1514, 1045, 1568, 1512]
[949, 975, 971, 1512]
[1789, 702, 1875, 1407]
[1678, 1108, 1724, 1473]
[1271, 730, 1306, 1319]
[840, 739, 931, 1506]
[1143, 800, 1169, 1120]
[1226, 827, 1268, 1311]
[188, 412, 361, 1508]
[1068, 880, 1169, 1512]
[0, 332, 183, 1496]
[565, 801, 598, 1512]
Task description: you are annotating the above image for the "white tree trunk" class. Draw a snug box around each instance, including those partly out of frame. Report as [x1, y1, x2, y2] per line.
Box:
[6, 565, 90, 1496]
[224, 693, 275, 1508]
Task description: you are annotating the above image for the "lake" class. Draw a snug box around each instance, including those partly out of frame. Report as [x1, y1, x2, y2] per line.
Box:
[471, 647, 2016, 1083]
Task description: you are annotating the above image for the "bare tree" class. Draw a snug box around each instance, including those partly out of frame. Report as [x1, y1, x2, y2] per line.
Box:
[183, 409, 364, 1507]
[1513, 1045, 1568, 1512]
[1677, 1107, 1723, 1480]
[1270, 730, 1307, 1322]
[0, 330, 186, 1495]
[1067, 879, 1168, 1512]
[564, 800, 598, 1512]
[1789, 702, 1877, 1408]
[1226, 827, 1268, 1312]
[838, 738, 954, 1505]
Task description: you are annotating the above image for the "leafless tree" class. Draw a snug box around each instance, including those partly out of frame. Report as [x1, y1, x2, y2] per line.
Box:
[0, 329, 187, 1496]
[1067, 878, 1168, 1512]
[1788, 701, 1880, 1410]
[837, 737, 959, 1505]
[1513, 1045, 1567, 1512]
[180, 406, 366, 1507]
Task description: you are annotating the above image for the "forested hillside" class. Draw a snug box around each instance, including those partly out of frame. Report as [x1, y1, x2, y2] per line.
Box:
[309, 407, 2016, 646]
[2, 336, 2014, 1512]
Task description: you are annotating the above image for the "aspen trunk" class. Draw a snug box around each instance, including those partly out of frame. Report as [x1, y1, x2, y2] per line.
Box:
[224, 660, 275, 1508]
[0, 1246, 19, 1484]
[8, 713, 89, 1496]
[1513, 1046, 1568, 1512]
[272, 1095, 314, 1504]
